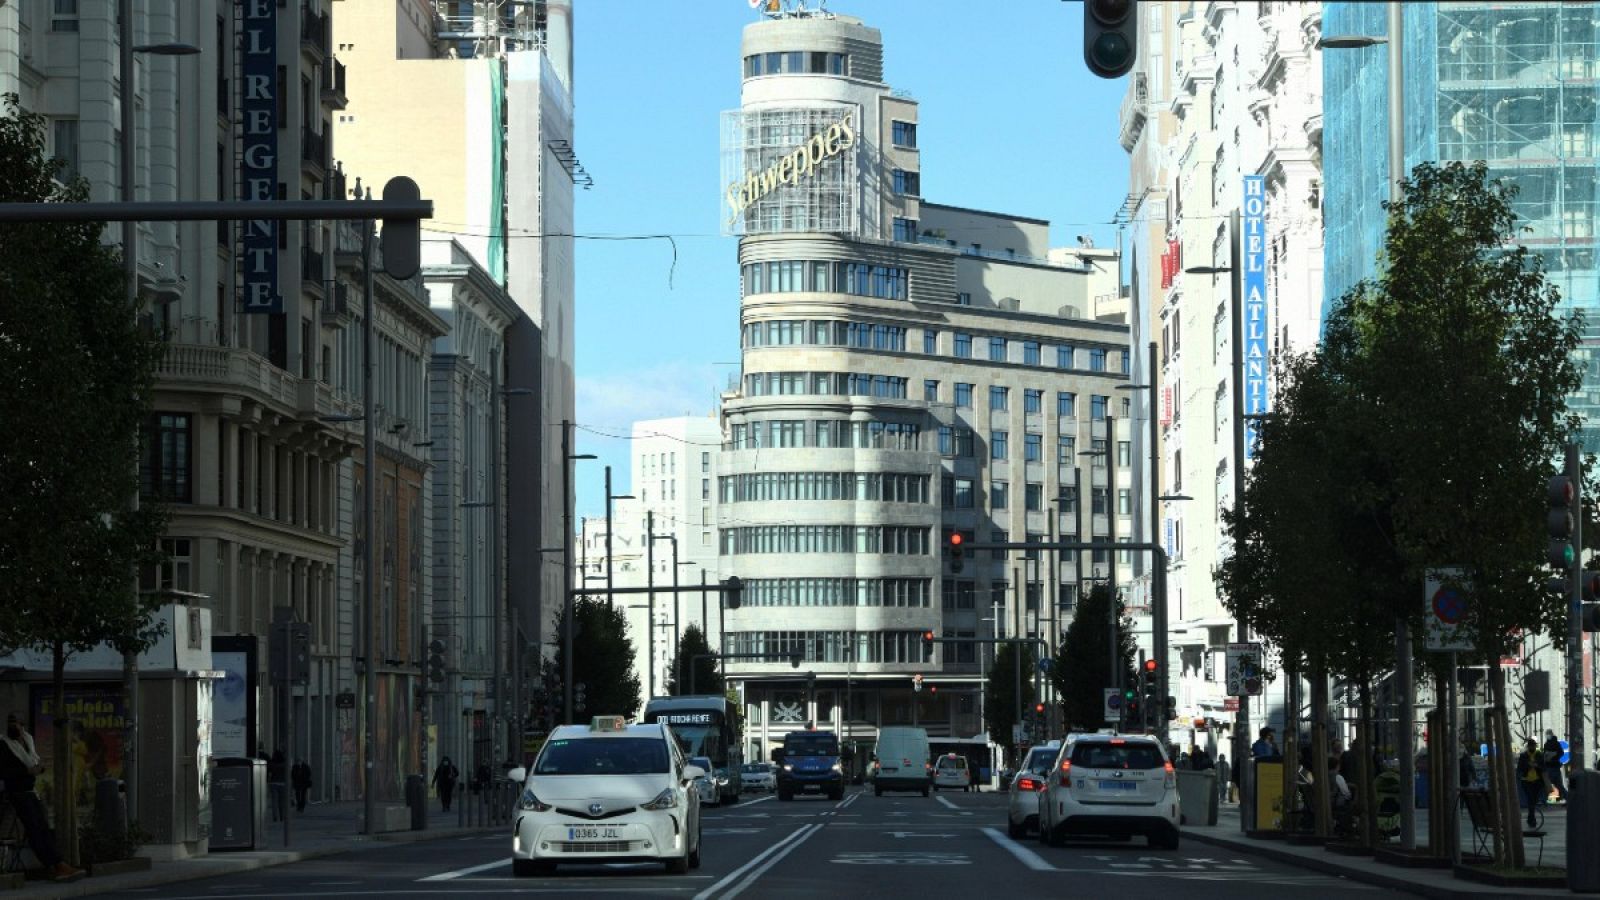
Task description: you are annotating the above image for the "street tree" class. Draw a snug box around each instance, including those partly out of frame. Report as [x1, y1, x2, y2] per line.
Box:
[666, 624, 722, 696]
[547, 596, 642, 721]
[1051, 582, 1135, 732]
[0, 96, 171, 858]
[984, 641, 1036, 764]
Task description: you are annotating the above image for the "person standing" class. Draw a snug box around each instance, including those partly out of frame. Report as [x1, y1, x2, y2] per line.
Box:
[290, 758, 312, 813]
[432, 756, 459, 812]
[1542, 730, 1567, 803]
[0, 713, 84, 882]
[1516, 738, 1546, 828]
[267, 750, 287, 823]
[1252, 727, 1281, 760]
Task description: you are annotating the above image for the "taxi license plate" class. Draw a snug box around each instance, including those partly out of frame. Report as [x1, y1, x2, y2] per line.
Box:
[1098, 780, 1137, 791]
[567, 826, 623, 840]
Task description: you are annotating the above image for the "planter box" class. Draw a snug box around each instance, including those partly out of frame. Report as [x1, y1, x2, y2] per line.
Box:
[86, 857, 153, 877]
[1373, 847, 1451, 868]
[1452, 863, 1566, 889]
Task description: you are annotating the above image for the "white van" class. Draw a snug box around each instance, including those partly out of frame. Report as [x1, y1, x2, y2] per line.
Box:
[872, 726, 930, 796]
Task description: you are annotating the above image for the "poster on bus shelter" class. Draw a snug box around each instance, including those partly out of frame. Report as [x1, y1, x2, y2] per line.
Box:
[28, 683, 126, 815]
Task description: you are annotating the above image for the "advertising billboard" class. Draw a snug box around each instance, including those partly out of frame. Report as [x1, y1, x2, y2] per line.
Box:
[720, 105, 862, 237]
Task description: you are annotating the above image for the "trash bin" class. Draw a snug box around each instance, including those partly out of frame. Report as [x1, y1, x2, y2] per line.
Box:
[406, 773, 427, 831]
[209, 757, 266, 851]
[1175, 769, 1219, 826]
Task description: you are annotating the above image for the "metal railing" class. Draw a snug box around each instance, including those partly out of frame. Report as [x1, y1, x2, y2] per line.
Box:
[460, 777, 518, 828]
[301, 128, 327, 169]
[300, 6, 330, 58]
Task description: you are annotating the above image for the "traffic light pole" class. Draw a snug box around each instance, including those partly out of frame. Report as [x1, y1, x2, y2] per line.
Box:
[1566, 443, 1587, 776]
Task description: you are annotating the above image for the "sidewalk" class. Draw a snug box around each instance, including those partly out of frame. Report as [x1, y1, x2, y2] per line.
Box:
[1184, 801, 1573, 900]
[2, 798, 502, 898]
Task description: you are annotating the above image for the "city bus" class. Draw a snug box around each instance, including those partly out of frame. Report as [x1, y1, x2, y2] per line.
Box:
[641, 695, 742, 804]
[928, 737, 994, 789]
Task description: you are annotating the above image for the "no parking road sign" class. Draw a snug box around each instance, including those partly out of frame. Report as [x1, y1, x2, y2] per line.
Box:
[1425, 567, 1473, 652]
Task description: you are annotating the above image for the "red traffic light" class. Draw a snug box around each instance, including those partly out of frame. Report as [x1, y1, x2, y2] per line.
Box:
[922, 630, 935, 642]
[1034, 703, 1045, 714]
[949, 533, 963, 546]
[1143, 659, 1158, 673]
[929, 684, 937, 694]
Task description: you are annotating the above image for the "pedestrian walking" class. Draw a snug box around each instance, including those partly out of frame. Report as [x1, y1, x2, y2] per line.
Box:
[291, 758, 312, 812]
[267, 749, 288, 823]
[1217, 753, 1234, 803]
[0, 713, 84, 882]
[432, 756, 459, 812]
[1542, 730, 1567, 803]
[1516, 738, 1546, 828]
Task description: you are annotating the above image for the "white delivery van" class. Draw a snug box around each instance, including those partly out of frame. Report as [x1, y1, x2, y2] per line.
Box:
[873, 726, 930, 796]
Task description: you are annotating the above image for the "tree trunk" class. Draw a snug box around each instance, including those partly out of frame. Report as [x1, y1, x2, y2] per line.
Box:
[51, 641, 78, 867]
[1282, 660, 1299, 833]
[1485, 707, 1506, 864]
[1311, 660, 1331, 838]
[1488, 666, 1526, 868]
[1358, 674, 1377, 849]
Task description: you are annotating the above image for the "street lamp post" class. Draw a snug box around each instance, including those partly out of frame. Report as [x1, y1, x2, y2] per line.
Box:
[1118, 341, 1167, 743]
[651, 533, 681, 682]
[604, 467, 634, 611]
[561, 420, 596, 726]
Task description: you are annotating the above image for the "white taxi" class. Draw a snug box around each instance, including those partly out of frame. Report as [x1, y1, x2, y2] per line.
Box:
[1037, 734, 1180, 849]
[508, 716, 705, 876]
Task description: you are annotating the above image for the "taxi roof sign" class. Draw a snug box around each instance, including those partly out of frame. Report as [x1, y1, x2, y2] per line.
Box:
[590, 715, 627, 732]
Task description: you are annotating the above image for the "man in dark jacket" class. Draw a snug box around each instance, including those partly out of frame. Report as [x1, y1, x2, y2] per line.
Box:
[0, 713, 83, 882]
[290, 759, 312, 812]
[1542, 730, 1567, 802]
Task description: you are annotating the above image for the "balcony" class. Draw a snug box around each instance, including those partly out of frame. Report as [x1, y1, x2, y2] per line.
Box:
[321, 58, 347, 110]
[301, 245, 326, 293]
[1119, 72, 1149, 152]
[301, 128, 327, 174]
[300, 6, 330, 61]
[217, 75, 230, 117]
[160, 344, 353, 422]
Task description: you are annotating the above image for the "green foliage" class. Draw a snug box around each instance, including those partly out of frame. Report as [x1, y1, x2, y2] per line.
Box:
[0, 95, 170, 660]
[78, 820, 150, 865]
[983, 642, 1036, 760]
[1051, 582, 1136, 730]
[1214, 161, 1582, 679]
[547, 596, 642, 718]
[666, 624, 722, 696]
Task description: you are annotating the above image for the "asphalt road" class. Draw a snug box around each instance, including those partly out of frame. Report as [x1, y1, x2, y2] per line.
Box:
[99, 788, 1403, 899]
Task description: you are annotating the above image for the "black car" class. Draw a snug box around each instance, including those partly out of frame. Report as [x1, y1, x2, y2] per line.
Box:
[776, 730, 844, 801]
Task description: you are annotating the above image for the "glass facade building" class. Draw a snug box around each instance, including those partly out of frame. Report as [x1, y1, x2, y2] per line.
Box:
[1323, 2, 1599, 440]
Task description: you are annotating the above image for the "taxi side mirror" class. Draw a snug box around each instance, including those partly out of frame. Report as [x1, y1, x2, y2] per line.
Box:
[683, 764, 707, 783]
[507, 767, 527, 783]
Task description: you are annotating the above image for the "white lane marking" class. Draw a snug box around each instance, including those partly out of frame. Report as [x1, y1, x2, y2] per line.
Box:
[692, 823, 820, 900]
[935, 795, 961, 811]
[980, 826, 1056, 871]
[416, 856, 509, 881]
[728, 794, 775, 809]
[720, 823, 823, 900]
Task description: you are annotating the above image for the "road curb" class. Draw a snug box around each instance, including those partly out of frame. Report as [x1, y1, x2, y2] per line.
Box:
[1182, 828, 1548, 900]
[6, 826, 503, 899]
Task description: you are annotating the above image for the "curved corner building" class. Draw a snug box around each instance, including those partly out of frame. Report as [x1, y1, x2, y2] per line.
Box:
[719, 6, 1131, 768]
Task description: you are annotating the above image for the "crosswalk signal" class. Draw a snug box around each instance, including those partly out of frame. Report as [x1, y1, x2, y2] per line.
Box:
[426, 639, 447, 684]
[948, 532, 965, 574]
[1082, 0, 1139, 79]
[1549, 474, 1577, 570]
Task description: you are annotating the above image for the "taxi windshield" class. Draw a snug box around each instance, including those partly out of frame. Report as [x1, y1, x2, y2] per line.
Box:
[784, 734, 839, 757]
[533, 738, 671, 776]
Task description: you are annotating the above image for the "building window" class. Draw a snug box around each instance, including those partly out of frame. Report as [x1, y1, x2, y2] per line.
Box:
[1025, 483, 1043, 511]
[52, 0, 79, 31]
[924, 379, 939, 402]
[954, 478, 975, 509]
[50, 119, 79, 180]
[989, 386, 1009, 411]
[1119, 489, 1133, 515]
[954, 333, 972, 358]
[892, 169, 921, 196]
[1057, 345, 1075, 369]
[1090, 348, 1108, 372]
[1058, 434, 1076, 462]
[955, 383, 973, 409]
[955, 292, 971, 306]
[924, 329, 938, 354]
[892, 217, 917, 242]
[702, 451, 710, 473]
[1057, 392, 1076, 417]
[1023, 341, 1040, 365]
[990, 430, 1008, 459]
[991, 481, 1008, 510]
[989, 337, 1007, 362]
[1118, 441, 1131, 467]
[1091, 395, 1108, 420]
[1024, 432, 1042, 462]
[891, 120, 917, 148]
[1024, 389, 1042, 414]
[143, 412, 193, 502]
[140, 538, 193, 593]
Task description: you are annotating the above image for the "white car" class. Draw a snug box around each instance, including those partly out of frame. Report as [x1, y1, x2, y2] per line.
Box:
[740, 762, 776, 793]
[1037, 734, 1180, 849]
[689, 756, 718, 806]
[1006, 742, 1063, 837]
[931, 754, 973, 792]
[508, 716, 704, 876]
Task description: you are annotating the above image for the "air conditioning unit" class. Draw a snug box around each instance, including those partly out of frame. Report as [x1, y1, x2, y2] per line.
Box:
[998, 297, 1020, 311]
[1059, 304, 1081, 319]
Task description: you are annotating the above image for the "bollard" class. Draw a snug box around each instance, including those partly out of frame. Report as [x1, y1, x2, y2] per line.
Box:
[1570, 770, 1600, 892]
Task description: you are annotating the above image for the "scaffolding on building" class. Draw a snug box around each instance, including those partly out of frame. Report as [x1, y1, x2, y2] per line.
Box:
[720, 106, 863, 237]
[432, 0, 546, 58]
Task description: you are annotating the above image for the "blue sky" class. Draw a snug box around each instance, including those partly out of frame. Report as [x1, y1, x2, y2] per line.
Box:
[571, 0, 1130, 517]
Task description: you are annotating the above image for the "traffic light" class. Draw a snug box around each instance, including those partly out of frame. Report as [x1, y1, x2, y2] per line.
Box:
[922, 630, 935, 662]
[1549, 474, 1577, 570]
[1082, 0, 1138, 79]
[426, 639, 447, 684]
[1122, 686, 1139, 725]
[1035, 702, 1045, 717]
[723, 575, 744, 610]
[1581, 571, 1600, 632]
[788, 648, 803, 668]
[948, 532, 965, 574]
[1165, 695, 1177, 721]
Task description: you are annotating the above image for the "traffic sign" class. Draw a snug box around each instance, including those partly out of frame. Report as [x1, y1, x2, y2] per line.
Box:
[1103, 688, 1120, 721]
[1424, 567, 1473, 651]
[1038, 658, 1053, 674]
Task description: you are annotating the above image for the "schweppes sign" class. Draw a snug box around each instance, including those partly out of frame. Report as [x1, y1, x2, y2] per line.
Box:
[726, 111, 856, 226]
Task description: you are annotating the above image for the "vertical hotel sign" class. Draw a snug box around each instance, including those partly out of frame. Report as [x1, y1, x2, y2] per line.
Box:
[1241, 175, 1269, 457]
[240, 0, 280, 314]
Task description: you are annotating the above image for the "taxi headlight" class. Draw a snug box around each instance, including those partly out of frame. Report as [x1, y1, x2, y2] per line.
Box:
[641, 788, 678, 811]
[782, 763, 793, 772]
[518, 788, 551, 812]
[716, 776, 729, 786]
[831, 763, 842, 773]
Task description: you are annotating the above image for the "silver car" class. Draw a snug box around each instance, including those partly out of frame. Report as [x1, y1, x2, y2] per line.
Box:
[740, 762, 776, 793]
[689, 756, 718, 806]
[1006, 742, 1063, 838]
